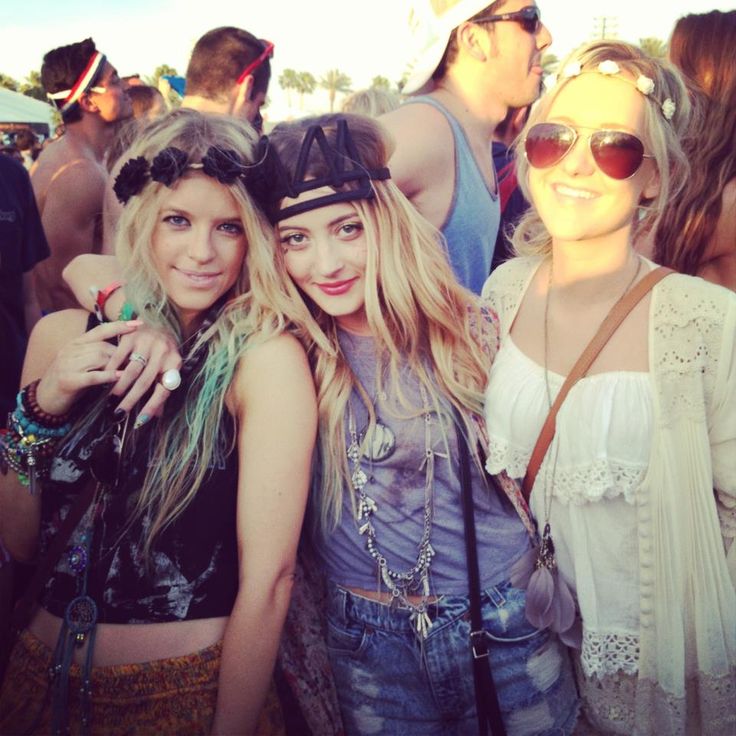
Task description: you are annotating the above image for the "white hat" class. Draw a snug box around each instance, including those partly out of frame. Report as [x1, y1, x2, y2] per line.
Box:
[402, 0, 493, 95]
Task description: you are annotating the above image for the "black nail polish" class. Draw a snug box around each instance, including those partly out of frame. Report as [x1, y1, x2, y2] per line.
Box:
[113, 408, 127, 419]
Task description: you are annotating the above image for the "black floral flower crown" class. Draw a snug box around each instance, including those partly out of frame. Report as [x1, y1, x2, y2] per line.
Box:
[113, 119, 392, 224]
[112, 146, 256, 204]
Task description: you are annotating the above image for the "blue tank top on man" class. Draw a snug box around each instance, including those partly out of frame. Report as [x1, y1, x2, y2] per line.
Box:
[404, 96, 500, 295]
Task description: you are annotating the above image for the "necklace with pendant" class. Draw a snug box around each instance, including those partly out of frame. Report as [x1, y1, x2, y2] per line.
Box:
[346, 383, 441, 640]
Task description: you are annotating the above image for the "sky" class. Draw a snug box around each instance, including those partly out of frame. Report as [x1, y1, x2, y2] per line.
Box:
[2, 0, 732, 119]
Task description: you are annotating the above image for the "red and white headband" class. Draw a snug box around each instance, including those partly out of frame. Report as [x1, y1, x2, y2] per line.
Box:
[47, 51, 107, 113]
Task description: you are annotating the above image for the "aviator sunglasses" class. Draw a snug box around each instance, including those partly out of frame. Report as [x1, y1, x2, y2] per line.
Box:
[474, 5, 543, 34]
[524, 122, 653, 180]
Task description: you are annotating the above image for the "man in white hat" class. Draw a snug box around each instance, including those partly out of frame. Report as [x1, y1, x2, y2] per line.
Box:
[381, 0, 551, 293]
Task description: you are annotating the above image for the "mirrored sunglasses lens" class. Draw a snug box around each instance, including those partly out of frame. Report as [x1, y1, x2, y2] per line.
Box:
[591, 131, 644, 179]
[525, 124, 574, 169]
[520, 7, 541, 32]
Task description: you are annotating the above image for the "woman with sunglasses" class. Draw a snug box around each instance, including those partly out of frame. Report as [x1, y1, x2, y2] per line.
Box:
[0, 109, 317, 735]
[482, 40, 736, 734]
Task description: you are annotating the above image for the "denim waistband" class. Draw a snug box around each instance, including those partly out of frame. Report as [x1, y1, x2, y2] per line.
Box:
[327, 580, 512, 634]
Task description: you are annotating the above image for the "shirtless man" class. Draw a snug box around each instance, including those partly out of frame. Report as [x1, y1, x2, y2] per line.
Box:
[380, 0, 551, 292]
[102, 27, 273, 250]
[31, 38, 131, 312]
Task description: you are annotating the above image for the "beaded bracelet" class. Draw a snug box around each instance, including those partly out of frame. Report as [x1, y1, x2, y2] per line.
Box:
[19, 379, 72, 430]
[0, 381, 73, 493]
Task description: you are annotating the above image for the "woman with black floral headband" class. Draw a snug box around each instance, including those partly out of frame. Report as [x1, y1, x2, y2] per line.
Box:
[0, 109, 317, 735]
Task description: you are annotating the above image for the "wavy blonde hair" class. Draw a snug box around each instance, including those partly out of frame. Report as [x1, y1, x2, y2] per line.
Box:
[512, 40, 691, 257]
[268, 114, 491, 533]
[98, 109, 300, 557]
[654, 11, 736, 274]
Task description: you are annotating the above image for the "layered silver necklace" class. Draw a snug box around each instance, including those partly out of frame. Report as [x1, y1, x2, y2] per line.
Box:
[346, 383, 442, 639]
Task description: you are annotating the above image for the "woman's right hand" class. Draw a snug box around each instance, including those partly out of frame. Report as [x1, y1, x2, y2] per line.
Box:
[34, 320, 142, 416]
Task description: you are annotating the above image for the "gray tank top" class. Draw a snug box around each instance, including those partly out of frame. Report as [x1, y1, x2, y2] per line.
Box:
[404, 95, 500, 295]
[317, 330, 529, 594]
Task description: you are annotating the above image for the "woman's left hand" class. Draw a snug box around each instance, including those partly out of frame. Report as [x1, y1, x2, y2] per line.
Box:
[104, 325, 183, 421]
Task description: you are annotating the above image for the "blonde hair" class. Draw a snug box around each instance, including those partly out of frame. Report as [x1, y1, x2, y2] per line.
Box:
[341, 88, 401, 118]
[101, 109, 299, 557]
[269, 114, 491, 533]
[512, 40, 691, 257]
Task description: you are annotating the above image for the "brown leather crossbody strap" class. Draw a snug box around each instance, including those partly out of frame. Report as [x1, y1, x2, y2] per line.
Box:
[521, 266, 674, 502]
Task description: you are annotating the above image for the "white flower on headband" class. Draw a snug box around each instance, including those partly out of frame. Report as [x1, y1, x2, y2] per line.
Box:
[661, 98, 676, 120]
[598, 60, 621, 75]
[636, 75, 655, 95]
[560, 61, 581, 79]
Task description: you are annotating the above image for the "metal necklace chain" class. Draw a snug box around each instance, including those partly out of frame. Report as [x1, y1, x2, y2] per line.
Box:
[541, 254, 643, 522]
[346, 383, 442, 639]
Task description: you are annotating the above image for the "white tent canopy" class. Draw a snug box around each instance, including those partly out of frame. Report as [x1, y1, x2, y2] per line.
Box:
[0, 87, 55, 133]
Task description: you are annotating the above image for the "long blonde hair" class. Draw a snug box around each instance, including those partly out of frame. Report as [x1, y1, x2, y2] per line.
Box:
[99, 109, 299, 557]
[268, 114, 491, 532]
[512, 40, 691, 257]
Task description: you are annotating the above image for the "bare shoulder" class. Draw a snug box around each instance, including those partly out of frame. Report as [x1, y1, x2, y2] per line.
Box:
[230, 333, 314, 410]
[48, 156, 106, 194]
[380, 101, 454, 158]
[379, 100, 455, 197]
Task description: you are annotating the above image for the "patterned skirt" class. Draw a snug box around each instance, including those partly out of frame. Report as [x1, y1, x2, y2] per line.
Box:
[0, 629, 285, 735]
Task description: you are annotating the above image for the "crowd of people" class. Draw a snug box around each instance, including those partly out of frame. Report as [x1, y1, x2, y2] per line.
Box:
[0, 1, 734, 735]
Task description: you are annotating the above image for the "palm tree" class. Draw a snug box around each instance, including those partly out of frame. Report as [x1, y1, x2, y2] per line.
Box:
[639, 37, 667, 60]
[371, 75, 390, 91]
[19, 70, 45, 102]
[279, 68, 300, 108]
[0, 73, 18, 91]
[296, 71, 317, 109]
[541, 53, 559, 79]
[320, 69, 352, 113]
[146, 64, 178, 89]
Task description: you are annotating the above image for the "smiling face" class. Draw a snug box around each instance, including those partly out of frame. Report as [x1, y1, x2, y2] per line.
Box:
[527, 73, 660, 247]
[277, 190, 369, 335]
[151, 173, 247, 334]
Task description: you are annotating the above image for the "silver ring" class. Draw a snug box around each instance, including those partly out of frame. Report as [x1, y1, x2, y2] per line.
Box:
[129, 352, 147, 367]
[160, 368, 182, 391]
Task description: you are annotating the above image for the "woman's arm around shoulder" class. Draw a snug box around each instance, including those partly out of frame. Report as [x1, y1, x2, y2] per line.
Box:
[212, 332, 317, 736]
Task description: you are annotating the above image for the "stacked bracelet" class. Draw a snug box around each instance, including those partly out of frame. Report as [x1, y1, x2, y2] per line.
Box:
[0, 380, 73, 494]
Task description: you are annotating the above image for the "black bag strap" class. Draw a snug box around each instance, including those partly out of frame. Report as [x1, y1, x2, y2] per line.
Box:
[454, 411, 507, 736]
[10, 477, 98, 633]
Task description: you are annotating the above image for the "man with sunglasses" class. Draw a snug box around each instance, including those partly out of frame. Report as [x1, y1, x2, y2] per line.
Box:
[31, 38, 132, 313]
[381, 0, 551, 293]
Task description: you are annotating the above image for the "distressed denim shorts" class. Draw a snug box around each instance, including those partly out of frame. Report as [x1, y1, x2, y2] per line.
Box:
[326, 580, 579, 736]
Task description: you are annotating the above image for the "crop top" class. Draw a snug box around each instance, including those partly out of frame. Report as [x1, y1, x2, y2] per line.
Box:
[38, 400, 239, 624]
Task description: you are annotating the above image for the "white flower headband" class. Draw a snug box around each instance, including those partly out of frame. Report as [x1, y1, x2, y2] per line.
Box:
[558, 60, 676, 121]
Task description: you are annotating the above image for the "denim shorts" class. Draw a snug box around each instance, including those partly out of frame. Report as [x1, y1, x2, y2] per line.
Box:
[326, 580, 579, 736]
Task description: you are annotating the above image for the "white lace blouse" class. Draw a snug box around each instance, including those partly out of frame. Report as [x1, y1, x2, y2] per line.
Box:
[481, 256, 736, 735]
[485, 338, 652, 677]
